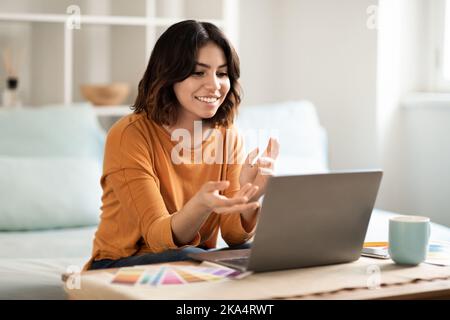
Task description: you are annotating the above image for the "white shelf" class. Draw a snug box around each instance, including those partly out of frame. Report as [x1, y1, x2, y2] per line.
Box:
[91, 105, 133, 116]
[0, 1, 238, 109]
[0, 13, 224, 27]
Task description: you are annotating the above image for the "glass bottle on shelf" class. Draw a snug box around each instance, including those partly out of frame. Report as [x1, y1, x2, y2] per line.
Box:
[2, 77, 22, 108]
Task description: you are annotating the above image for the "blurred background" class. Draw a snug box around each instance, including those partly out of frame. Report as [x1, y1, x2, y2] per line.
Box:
[0, 0, 449, 227]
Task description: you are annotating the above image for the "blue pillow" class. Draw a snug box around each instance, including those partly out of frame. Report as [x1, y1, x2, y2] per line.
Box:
[0, 105, 106, 160]
[0, 106, 106, 230]
[0, 157, 102, 231]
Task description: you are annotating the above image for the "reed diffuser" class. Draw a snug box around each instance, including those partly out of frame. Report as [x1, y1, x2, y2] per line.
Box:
[2, 47, 21, 108]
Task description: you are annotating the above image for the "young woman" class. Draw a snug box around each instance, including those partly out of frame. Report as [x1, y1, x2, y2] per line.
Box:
[84, 20, 279, 271]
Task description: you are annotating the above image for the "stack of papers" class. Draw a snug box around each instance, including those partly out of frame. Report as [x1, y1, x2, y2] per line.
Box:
[362, 242, 390, 259]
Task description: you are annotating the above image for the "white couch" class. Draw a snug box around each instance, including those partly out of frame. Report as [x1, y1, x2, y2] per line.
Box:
[0, 101, 449, 300]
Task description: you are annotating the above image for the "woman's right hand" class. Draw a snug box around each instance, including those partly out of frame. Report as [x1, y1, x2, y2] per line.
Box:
[194, 180, 260, 215]
[171, 181, 260, 246]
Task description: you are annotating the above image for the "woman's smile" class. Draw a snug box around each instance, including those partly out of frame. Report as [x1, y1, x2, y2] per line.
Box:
[195, 96, 220, 103]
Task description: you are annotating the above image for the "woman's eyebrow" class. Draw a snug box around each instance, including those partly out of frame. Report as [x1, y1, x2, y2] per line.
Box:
[196, 62, 227, 69]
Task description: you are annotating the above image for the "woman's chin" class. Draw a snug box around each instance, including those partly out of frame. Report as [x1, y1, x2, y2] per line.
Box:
[202, 113, 216, 119]
[199, 109, 219, 119]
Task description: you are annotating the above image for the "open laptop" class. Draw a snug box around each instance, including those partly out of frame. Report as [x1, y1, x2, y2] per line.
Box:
[188, 170, 383, 272]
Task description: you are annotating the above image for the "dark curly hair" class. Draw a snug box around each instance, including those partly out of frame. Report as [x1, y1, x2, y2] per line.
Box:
[131, 20, 242, 128]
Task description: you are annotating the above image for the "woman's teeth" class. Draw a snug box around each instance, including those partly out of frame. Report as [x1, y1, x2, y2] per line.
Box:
[196, 96, 219, 103]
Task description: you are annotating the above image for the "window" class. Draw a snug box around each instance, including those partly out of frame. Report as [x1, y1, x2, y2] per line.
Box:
[434, 0, 450, 90]
[443, 0, 450, 81]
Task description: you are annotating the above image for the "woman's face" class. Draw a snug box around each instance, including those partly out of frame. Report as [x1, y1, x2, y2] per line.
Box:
[173, 42, 231, 123]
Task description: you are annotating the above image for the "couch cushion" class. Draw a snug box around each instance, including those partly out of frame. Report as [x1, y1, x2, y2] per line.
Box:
[235, 100, 328, 175]
[0, 105, 105, 160]
[0, 105, 105, 231]
[0, 157, 102, 231]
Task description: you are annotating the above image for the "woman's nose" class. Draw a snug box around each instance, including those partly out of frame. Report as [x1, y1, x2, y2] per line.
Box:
[204, 74, 221, 90]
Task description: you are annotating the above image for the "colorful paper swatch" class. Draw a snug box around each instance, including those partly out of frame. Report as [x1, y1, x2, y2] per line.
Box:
[150, 266, 166, 286]
[173, 268, 207, 284]
[364, 242, 389, 248]
[138, 273, 153, 285]
[110, 263, 243, 287]
[426, 241, 450, 266]
[160, 270, 185, 285]
[111, 267, 146, 285]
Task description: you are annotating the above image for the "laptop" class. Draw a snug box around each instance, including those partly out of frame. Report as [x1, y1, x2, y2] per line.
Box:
[188, 170, 383, 272]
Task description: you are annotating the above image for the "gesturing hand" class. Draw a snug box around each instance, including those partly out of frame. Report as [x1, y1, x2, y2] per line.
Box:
[194, 180, 260, 215]
[170, 181, 260, 246]
[239, 137, 280, 201]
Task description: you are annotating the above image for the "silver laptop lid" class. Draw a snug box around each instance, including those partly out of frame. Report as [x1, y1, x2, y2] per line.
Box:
[247, 170, 383, 272]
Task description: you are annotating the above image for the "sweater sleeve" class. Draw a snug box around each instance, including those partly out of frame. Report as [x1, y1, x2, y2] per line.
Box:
[219, 127, 258, 246]
[105, 124, 200, 253]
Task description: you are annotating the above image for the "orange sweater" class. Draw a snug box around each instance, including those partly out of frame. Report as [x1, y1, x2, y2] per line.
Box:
[83, 113, 256, 271]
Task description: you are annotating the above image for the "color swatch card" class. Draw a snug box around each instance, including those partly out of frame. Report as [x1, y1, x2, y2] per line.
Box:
[426, 241, 450, 267]
[111, 267, 147, 285]
[362, 242, 390, 259]
[110, 263, 243, 287]
[137, 266, 167, 286]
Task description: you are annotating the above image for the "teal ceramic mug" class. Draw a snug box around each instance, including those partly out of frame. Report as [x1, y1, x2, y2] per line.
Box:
[388, 216, 431, 265]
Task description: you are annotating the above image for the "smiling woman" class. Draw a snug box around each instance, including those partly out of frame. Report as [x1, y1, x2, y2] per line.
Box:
[173, 42, 231, 126]
[84, 20, 279, 272]
[131, 20, 241, 129]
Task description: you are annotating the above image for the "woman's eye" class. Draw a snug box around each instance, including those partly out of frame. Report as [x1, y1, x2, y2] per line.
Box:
[192, 71, 228, 77]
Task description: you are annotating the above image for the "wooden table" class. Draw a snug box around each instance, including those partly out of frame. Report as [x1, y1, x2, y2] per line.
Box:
[293, 278, 450, 300]
[62, 259, 450, 300]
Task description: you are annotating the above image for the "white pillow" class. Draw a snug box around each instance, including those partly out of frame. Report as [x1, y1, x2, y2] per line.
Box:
[235, 100, 329, 169]
[0, 157, 102, 231]
[274, 155, 329, 176]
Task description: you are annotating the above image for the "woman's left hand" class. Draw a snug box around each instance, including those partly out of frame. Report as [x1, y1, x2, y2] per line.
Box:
[239, 137, 280, 202]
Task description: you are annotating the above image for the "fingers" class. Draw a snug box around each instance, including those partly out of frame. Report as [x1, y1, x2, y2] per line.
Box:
[201, 181, 260, 213]
[244, 147, 259, 166]
[262, 137, 280, 160]
[234, 183, 259, 200]
[243, 138, 278, 176]
[211, 183, 259, 209]
[235, 183, 252, 198]
[258, 167, 274, 176]
[203, 180, 230, 192]
[256, 156, 275, 168]
[253, 157, 275, 176]
[212, 194, 249, 207]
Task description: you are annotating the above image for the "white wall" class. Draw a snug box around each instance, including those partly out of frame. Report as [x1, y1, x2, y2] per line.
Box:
[239, 0, 279, 105]
[239, 0, 379, 170]
[377, 0, 450, 226]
